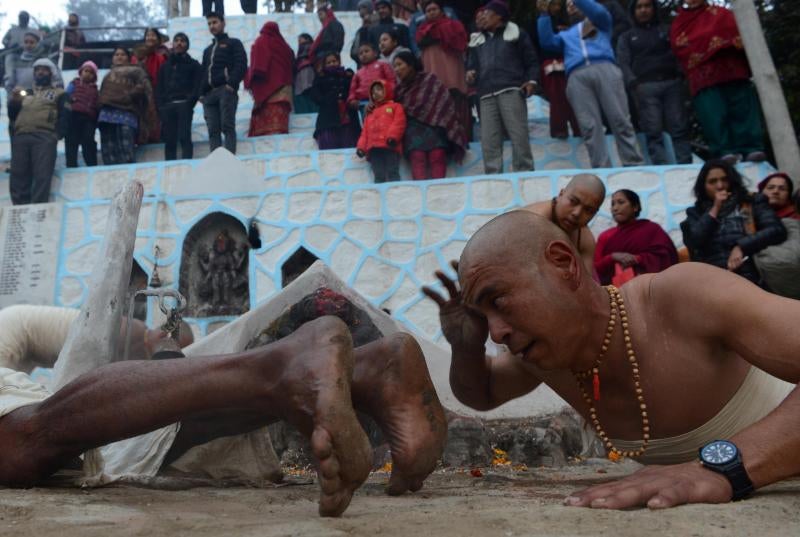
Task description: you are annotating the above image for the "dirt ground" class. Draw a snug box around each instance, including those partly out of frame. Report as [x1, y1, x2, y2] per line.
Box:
[1, 460, 799, 537]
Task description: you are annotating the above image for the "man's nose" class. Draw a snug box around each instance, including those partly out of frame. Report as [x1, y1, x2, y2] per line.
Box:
[487, 314, 512, 346]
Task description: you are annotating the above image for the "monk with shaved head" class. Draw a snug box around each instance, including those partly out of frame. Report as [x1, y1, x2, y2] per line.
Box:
[522, 173, 606, 274]
[424, 210, 800, 509]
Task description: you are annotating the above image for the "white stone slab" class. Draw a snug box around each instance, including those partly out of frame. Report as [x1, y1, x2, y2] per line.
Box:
[0, 203, 63, 308]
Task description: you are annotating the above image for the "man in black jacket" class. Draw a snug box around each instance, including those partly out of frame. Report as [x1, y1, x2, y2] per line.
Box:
[197, 12, 247, 155]
[616, 0, 691, 164]
[467, 1, 539, 173]
[369, 1, 412, 49]
[157, 33, 202, 161]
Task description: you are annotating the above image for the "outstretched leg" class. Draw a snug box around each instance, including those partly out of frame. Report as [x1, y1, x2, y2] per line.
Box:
[352, 333, 448, 495]
[0, 316, 371, 517]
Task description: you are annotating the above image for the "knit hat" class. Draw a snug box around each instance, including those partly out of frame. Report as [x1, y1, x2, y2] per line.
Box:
[79, 60, 98, 75]
[375, 0, 392, 7]
[357, 0, 375, 13]
[485, 0, 510, 20]
[33, 58, 56, 73]
[173, 31, 190, 49]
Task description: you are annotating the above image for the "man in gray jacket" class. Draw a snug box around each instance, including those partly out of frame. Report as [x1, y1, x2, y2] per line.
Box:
[467, 0, 539, 174]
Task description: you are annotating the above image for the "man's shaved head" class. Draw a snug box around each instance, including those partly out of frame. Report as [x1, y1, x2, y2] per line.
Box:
[549, 173, 606, 233]
[460, 210, 575, 283]
[565, 173, 606, 198]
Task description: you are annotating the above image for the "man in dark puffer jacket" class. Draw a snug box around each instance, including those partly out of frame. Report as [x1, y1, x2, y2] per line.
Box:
[157, 32, 202, 160]
[197, 12, 247, 154]
[616, 0, 691, 164]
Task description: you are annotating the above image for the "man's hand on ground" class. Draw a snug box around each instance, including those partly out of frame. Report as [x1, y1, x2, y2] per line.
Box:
[564, 462, 734, 509]
[422, 261, 489, 351]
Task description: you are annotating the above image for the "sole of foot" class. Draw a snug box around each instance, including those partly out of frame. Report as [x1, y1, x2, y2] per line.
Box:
[274, 316, 372, 517]
[354, 333, 448, 496]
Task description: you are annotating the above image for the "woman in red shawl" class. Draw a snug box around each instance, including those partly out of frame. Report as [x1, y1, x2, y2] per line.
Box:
[416, 1, 471, 140]
[594, 189, 678, 286]
[245, 22, 295, 136]
[393, 51, 468, 180]
[669, 0, 764, 162]
[133, 28, 167, 144]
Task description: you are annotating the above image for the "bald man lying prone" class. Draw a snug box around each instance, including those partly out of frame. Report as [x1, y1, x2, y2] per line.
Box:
[424, 210, 800, 509]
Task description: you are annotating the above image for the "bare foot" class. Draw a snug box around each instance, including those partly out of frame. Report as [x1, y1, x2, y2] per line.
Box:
[270, 316, 372, 516]
[353, 333, 447, 495]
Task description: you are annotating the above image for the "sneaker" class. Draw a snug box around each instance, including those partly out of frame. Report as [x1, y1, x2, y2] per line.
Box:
[720, 153, 741, 164]
[744, 151, 766, 162]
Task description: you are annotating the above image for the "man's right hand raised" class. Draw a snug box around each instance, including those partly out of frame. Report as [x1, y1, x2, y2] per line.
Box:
[421, 261, 489, 351]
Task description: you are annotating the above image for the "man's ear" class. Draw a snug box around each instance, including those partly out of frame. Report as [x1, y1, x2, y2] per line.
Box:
[544, 240, 580, 287]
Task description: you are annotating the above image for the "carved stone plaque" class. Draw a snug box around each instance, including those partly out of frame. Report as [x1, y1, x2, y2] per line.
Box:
[0, 203, 63, 308]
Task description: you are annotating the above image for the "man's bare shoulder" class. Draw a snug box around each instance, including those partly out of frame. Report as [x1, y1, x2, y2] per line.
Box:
[629, 262, 789, 331]
[521, 201, 550, 217]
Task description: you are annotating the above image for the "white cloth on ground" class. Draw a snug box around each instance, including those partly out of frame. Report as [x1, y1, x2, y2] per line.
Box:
[0, 305, 80, 373]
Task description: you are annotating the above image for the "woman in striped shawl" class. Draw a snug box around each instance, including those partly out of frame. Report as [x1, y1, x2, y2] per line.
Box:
[392, 51, 467, 181]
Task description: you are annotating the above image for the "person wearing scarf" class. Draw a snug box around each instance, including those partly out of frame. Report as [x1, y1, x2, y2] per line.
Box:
[4, 31, 49, 95]
[754, 173, 800, 299]
[758, 173, 800, 221]
[392, 51, 468, 180]
[416, 1, 471, 140]
[132, 28, 167, 144]
[308, 52, 361, 149]
[670, 0, 765, 162]
[308, 4, 345, 65]
[294, 33, 319, 114]
[594, 189, 678, 285]
[98, 47, 153, 165]
[7, 58, 67, 205]
[245, 22, 295, 136]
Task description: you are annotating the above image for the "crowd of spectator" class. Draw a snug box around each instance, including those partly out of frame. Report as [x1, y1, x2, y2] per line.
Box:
[0, 2, 797, 296]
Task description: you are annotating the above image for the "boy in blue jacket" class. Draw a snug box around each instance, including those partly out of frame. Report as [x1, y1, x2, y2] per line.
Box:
[537, 0, 642, 168]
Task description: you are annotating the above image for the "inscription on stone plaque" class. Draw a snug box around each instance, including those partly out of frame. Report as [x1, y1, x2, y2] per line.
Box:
[0, 203, 63, 308]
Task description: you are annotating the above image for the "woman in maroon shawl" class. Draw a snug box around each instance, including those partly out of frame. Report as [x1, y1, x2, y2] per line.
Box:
[392, 51, 468, 180]
[416, 1, 470, 141]
[594, 189, 678, 285]
[669, 0, 764, 162]
[132, 28, 167, 144]
[245, 22, 295, 136]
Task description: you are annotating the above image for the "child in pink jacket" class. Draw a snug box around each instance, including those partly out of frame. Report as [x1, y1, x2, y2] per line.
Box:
[348, 42, 395, 109]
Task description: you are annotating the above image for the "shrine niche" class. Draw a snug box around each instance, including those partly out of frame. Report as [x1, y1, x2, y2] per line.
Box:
[281, 247, 320, 288]
[179, 213, 250, 317]
[127, 260, 148, 320]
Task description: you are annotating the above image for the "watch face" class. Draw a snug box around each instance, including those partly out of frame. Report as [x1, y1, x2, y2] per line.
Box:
[701, 440, 738, 464]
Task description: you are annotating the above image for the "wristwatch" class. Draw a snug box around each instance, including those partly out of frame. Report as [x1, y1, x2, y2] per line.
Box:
[698, 440, 755, 501]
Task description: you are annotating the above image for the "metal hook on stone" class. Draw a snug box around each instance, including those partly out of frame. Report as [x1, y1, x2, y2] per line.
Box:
[123, 288, 187, 362]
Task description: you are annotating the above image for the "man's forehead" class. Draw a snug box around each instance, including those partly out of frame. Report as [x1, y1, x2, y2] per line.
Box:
[566, 185, 604, 207]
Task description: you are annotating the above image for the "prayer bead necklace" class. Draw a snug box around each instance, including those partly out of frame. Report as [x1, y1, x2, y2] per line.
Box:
[573, 285, 650, 461]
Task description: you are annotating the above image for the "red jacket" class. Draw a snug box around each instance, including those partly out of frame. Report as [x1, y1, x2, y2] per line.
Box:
[348, 60, 395, 103]
[357, 80, 406, 156]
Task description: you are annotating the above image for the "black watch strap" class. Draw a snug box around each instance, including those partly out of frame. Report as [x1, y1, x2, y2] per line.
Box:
[700, 458, 755, 501]
[722, 463, 755, 501]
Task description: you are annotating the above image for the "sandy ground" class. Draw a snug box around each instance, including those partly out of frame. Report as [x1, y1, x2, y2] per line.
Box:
[1, 461, 799, 537]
